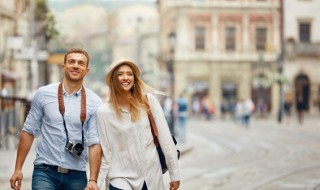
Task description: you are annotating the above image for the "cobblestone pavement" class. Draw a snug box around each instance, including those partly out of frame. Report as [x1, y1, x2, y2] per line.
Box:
[168, 115, 320, 190]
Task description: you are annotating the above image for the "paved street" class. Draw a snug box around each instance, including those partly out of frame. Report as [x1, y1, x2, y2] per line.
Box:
[165, 115, 320, 190]
[1, 115, 320, 190]
[0, 137, 34, 190]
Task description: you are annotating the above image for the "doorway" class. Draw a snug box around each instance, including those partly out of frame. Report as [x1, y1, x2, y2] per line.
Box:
[221, 82, 237, 116]
[294, 74, 310, 111]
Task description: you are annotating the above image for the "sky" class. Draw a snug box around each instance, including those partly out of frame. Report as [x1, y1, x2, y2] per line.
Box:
[47, 0, 157, 11]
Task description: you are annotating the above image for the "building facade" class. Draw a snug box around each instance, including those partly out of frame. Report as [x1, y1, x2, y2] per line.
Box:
[159, 0, 282, 116]
[0, 0, 30, 99]
[1, 0, 58, 99]
[109, 4, 162, 89]
[284, 0, 320, 115]
[0, 0, 32, 148]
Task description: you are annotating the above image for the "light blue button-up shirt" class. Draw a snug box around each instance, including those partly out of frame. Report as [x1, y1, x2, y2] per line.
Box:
[23, 83, 102, 171]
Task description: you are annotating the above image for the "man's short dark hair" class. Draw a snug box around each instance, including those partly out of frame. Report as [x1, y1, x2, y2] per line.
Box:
[64, 48, 90, 67]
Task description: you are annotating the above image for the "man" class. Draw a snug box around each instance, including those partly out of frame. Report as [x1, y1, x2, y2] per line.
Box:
[10, 48, 102, 190]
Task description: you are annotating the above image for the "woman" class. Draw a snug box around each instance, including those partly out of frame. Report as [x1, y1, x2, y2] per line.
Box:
[97, 59, 180, 190]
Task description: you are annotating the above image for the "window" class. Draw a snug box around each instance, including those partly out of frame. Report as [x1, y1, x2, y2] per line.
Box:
[195, 26, 205, 50]
[299, 22, 310, 42]
[225, 27, 236, 51]
[256, 27, 267, 50]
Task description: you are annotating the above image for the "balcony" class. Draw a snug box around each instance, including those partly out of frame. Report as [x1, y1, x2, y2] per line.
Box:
[287, 42, 320, 58]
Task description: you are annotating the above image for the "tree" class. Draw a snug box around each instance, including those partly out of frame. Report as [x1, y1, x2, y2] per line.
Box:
[35, 0, 59, 42]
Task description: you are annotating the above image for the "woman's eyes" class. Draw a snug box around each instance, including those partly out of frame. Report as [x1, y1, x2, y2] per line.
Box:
[118, 73, 133, 76]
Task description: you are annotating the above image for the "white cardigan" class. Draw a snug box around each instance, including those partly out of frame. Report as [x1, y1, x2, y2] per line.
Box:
[97, 93, 180, 190]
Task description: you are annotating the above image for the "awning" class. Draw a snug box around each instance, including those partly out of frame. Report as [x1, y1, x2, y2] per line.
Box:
[1, 71, 18, 81]
[47, 53, 65, 65]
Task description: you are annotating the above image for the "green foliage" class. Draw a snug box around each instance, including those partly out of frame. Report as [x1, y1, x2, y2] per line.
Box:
[35, 0, 59, 41]
[44, 12, 59, 41]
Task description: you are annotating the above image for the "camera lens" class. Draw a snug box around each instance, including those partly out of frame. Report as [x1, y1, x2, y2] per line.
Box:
[74, 143, 84, 152]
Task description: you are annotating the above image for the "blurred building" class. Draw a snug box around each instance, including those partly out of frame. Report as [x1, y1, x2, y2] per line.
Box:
[284, 0, 320, 115]
[1, 0, 59, 99]
[108, 4, 162, 89]
[52, 4, 109, 50]
[159, 0, 282, 116]
[49, 4, 109, 94]
[1, 0, 59, 148]
[0, 0, 30, 99]
[0, 0, 32, 148]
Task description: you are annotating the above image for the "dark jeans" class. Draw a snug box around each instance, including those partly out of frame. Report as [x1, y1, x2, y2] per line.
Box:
[32, 164, 87, 190]
[110, 181, 148, 190]
[242, 114, 250, 127]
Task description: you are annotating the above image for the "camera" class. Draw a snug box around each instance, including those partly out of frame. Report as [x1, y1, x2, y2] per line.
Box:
[65, 141, 84, 157]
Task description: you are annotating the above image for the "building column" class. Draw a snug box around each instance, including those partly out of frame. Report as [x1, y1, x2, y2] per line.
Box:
[209, 62, 220, 115]
[243, 13, 249, 52]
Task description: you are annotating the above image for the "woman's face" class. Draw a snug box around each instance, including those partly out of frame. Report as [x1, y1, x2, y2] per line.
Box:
[117, 64, 135, 92]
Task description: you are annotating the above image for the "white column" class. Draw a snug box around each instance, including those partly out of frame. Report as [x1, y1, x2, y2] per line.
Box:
[243, 13, 249, 53]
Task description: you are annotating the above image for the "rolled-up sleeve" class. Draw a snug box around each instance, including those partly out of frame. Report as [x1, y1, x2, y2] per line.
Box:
[86, 99, 103, 146]
[22, 89, 44, 137]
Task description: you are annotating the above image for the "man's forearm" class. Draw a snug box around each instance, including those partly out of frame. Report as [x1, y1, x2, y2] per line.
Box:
[15, 131, 34, 171]
[88, 144, 102, 181]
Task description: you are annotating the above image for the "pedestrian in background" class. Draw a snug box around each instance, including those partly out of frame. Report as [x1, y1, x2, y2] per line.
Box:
[256, 99, 265, 117]
[242, 98, 255, 127]
[202, 95, 213, 120]
[235, 99, 243, 125]
[163, 96, 175, 135]
[10, 48, 102, 190]
[220, 99, 228, 120]
[176, 93, 188, 145]
[284, 97, 292, 124]
[296, 93, 304, 124]
[97, 59, 180, 190]
[191, 98, 200, 118]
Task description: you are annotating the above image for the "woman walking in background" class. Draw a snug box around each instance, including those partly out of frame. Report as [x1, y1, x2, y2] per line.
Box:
[97, 59, 180, 190]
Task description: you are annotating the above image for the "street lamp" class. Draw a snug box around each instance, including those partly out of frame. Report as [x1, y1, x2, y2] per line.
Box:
[168, 31, 176, 97]
[166, 31, 176, 135]
[277, 0, 285, 123]
[252, 55, 272, 116]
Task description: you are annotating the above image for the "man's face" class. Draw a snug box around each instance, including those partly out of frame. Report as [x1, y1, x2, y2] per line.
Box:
[62, 53, 89, 82]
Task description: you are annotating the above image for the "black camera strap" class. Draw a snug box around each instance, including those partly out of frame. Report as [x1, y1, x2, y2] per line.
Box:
[58, 82, 86, 145]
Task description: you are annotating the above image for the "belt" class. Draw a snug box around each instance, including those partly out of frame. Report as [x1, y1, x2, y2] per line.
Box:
[40, 164, 84, 174]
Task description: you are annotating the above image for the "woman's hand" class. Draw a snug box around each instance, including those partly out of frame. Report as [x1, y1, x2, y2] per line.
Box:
[169, 180, 180, 190]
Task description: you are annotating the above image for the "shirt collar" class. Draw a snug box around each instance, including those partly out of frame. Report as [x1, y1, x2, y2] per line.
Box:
[62, 84, 82, 96]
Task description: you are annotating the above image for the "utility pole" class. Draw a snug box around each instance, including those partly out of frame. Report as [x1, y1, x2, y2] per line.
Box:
[29, 0, 39, 91]
[277, 0, 285, 123]
[167, 31, 176, 136]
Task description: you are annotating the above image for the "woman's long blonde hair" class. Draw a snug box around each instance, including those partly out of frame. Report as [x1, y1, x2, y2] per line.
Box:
[107, 63, 163, 122]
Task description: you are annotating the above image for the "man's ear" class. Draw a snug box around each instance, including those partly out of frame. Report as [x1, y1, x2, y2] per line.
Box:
[84, 68, 90, 76]
[61, 64, 65, 72]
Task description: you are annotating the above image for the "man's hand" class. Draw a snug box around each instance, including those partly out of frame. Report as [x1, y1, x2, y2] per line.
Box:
[10, 170, 23, 190]
[169, 180, 180, 190]
[84, 180, 99, 190]
[10, 131, 34, 190]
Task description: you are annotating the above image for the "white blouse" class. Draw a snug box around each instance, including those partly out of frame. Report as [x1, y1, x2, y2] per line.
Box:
[97, 93, 180, 190]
